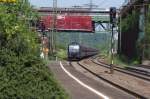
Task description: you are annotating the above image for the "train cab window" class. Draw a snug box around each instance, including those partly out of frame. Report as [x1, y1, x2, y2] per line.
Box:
[69, 45, 79, 53]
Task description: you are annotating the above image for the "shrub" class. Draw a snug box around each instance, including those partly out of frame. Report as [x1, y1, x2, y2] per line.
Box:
[56, 49, 67, 60]
[0, 0, 69, 98]
[0, 49, 68, 98]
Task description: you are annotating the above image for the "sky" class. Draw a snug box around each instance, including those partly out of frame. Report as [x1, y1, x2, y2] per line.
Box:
[29, 0, 125, 9]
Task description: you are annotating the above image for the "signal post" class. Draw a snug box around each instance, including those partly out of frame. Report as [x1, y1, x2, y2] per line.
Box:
[109, 7, 116, 74]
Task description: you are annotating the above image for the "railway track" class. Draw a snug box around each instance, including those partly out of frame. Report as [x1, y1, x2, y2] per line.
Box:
[91, 57, 150, 81]
[137, 64, 150, 69]
[74, 58, 150, 99]
[125, 66, 150, 76]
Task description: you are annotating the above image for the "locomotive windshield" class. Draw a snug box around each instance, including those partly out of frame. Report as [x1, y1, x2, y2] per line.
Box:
[69, 45, 79, 53]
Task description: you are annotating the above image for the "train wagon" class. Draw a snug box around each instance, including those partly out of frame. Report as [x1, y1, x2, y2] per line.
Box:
[68, 42, 98, 60]
[40, 15, 94, 32]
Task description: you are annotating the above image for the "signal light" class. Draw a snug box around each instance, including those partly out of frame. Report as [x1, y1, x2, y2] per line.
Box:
[38, 20, 46, 32]
[110, 7, 116, 23]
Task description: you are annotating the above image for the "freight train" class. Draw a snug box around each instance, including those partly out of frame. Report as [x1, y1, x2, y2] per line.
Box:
[68, 42, 98, 60]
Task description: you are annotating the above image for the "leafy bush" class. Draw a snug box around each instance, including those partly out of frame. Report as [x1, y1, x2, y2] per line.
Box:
[56, 49, 67, 60]
[0, 50, 68, 98]
[0, 0, 69, 98]
[121, 11, 139, 33]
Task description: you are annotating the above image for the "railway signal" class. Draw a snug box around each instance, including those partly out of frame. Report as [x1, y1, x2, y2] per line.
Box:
[38, 20, 46, 32]
[110, 7, 116, 27]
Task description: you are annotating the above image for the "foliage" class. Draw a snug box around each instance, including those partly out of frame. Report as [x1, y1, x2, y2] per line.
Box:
[145, 6, 150, 45]
[0, 1, 39, 55]
[120, 10, 140, 60]
[56, 49, 67, 60]
[121, 11, 139, 33]
[0, 0, 68, 98]
[0, 50, 68, 98]
[56, 32, 111, 52]
[144, 5, 150, 59]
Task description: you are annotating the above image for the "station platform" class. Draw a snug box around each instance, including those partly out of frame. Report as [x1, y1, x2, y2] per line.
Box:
[48, 61, 135, 99]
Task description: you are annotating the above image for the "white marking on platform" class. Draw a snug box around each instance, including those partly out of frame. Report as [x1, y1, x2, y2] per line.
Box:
[60, 61, 109, 99]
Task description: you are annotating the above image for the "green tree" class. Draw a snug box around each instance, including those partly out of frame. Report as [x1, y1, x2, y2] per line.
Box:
[145, 6, 150, 44]
[144, 5, 150, 59]
[0, 0, 68, 98]
[120, 10, 140, 60]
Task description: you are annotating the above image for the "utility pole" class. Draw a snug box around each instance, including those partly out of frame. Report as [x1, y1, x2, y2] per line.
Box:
[53, 0, 57, 53]
[119, 7, 122, 54]
[49, 0, 57, 54]
[110, 23, 115, 74]
[89, 0, 92, 9]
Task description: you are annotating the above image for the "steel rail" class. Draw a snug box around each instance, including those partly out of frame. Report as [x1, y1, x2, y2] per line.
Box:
[91, 57, 150, 82]
[74, 61, 147, 99]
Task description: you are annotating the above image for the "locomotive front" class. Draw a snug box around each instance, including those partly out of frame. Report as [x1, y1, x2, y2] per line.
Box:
[68, 43, 80, 60]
